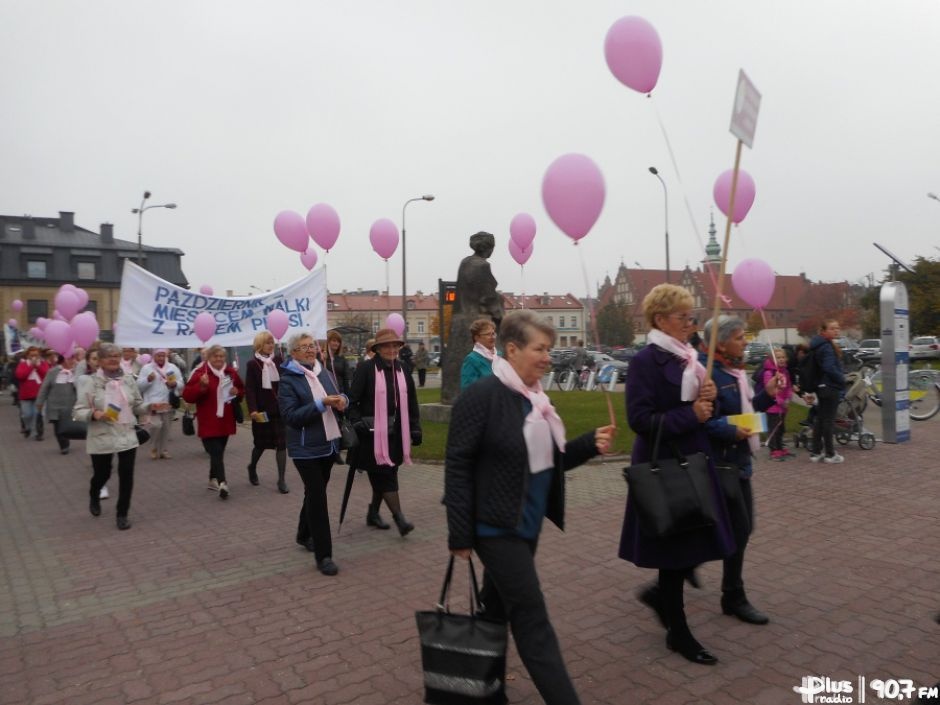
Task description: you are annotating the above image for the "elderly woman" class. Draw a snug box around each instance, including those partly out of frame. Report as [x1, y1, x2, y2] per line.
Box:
[618, 284, 735, 666]
[36, 352, 79, 454]
[137, 348, 183, 460]
[347, 328, 422, 535]
[244, 331, 289, 493]
[278, 333, 347, 576]
[15, 346, 50, 440]
[182, 345, 245, 500]
[74, 343, 166, 530]
[702, 316, 781, 627]
[445, 310, 614, 705]
[460, 317, 498, 389]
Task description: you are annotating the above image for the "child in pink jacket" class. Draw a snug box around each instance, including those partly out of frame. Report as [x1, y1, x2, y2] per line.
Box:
[762, 348, 793, 461]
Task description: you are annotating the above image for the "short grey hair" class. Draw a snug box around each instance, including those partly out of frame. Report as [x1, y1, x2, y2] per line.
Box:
[703, 315, 745, 346]
[204, 344, 227, 359]
[287, 332, 314, 352]
[98, 342, 121, 359]
[498, 310, 556, 353]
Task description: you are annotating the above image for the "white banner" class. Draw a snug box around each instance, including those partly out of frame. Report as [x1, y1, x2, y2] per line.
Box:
[115, 261, 328, 348]
[4, 324, 41, 356]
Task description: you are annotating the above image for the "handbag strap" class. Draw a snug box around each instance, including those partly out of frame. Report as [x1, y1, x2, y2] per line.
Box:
[649, 413, 689, 469]
[436, 555, 485, 614]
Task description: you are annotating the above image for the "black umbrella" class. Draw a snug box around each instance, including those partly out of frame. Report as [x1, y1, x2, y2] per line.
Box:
[337, 464, 358, 534]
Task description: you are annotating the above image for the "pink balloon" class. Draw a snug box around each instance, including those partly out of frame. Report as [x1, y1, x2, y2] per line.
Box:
[44, 319, 74, 356]
[74, 288, 89, 309]
[36, 317, 49, 330]
[70, 312, 100, 348]
[137, 353, 152, 365]
[732, 258, 775, 310]
[713, 169, 756, 224]
[542, 154, 606, 242]
[509, 213, 536, 251]
[11, 299, 23, 312]
[509, 239, 533, 266]
[7, 318, 17, 327]
[193, 312, 216, 343]
[274, 210, 310, 253]
[59, 283, 77, 292]
[369, 218, 400, 260]
[385, 313, 405, 337]
[604, 16, 664, 94]
[53, 310, 66, 321]
[199, 284, 214, 296]
[54, 290, 81, 320]
[29, 327, 44, 340]
[300, 248, 318, 271]
[266, 309, 289, 341]
[306, 203, 341, 252]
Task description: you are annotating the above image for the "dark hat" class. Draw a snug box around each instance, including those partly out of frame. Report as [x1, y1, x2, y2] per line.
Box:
[371, 328, 404, 351]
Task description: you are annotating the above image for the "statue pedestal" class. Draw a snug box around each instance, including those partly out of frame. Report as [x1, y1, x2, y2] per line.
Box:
[419, 402, 452, 424]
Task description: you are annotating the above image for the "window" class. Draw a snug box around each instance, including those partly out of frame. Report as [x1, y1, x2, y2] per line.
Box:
[571, 316, 578, 328]
[558, 316, 565, 328]
[327, 301, 335, 311]
[417, 320, 425, 334]
[27, 260, 47, 278]
[27, 299, 48, 322]
[407, 300, 416, 310]
[77, 262, 96, 280]
[84, 300, 98, 316]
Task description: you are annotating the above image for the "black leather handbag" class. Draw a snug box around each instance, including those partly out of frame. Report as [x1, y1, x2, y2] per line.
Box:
[339, 417, 359, 450]
[181, 411, 196, 436]
[415, 556, 508, 705]
[57, 417, 88, 440]
[135, 424, 151, 445]
[623, 415, 719, 538]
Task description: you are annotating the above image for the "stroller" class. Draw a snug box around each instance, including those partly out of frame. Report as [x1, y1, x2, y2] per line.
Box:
[794, 371, 877, 451]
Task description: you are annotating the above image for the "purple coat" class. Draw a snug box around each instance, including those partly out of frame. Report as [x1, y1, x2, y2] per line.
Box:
[618, 344, 736, 570]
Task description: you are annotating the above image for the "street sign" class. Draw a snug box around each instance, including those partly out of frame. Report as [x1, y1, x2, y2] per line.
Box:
[730, 69, 761, 148]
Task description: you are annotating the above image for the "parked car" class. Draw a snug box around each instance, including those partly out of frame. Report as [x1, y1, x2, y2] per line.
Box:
[429, 354, 441, 367]
[834, 337, 863, 370]
[910, 336, 940, 360]
[609, 346, 639, 363]
[857, 339, 882, 363]
[744, 342, 772, 365]
[587, 351, 629, 381]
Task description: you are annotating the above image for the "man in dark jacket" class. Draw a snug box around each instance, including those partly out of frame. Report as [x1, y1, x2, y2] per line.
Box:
[808, 319, 846, 464]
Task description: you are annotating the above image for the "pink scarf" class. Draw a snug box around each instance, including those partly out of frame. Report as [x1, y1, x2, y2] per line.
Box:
[726, 366, 761, 454]
[472, 342, 496, 361]
[255, 353, 280, 389]
[299, 361, 341, 441]
[97, 369, 135, 424]
[207, 363, 232, 418]
[55, 367, 74, 384]
[492, 356, 566, 474]
[374, 360, 411, 467]
[647, 329, 706, 402]
[120, 358, 135, 374]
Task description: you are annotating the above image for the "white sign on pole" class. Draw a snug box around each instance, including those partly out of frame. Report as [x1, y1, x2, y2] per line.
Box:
[730, 69, 762, 148]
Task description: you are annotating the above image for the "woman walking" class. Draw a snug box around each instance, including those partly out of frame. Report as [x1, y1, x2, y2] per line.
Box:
[137, 349, 182, 460]
[74, 343, 163, 530]
[35, 352, 78, 454]
[15, 346, 49, 439]
[808, 319, 846, 464]
[460, 317, 498, 389]
[445, 310, 615, 705]
[278, 333, 347, 576]
[182, 345, 245, 500]
[347, 328, 422, 535]
[244, 331, 289, 493]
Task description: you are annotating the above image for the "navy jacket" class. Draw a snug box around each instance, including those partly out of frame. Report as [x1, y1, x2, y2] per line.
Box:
[809, 335, 845, 389]
[277, 359, 346, 460]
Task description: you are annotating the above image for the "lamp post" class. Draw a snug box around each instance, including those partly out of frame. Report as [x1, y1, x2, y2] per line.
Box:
[648, 167, 670, 282]
[401, 194, 435, 338]
[132, 191, 177, 266]
[928, 192, 940, 203]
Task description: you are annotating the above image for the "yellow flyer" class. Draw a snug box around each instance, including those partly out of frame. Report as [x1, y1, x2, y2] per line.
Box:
[726, 412, 768, 433]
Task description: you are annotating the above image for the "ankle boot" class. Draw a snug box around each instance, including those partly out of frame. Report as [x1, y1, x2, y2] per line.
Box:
[367, 508, 390, 530]
[247, 463, 259, 486]
[392, 511, 414, 536]
[276, 467, 289, 494]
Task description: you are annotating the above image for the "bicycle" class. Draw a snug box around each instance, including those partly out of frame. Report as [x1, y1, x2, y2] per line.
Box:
[855, 365, 940, 421]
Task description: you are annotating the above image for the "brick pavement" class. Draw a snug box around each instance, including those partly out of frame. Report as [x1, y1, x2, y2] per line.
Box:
[0, 393, 937, 705]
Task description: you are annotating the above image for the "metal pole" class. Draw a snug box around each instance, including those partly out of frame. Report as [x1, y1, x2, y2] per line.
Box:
[649, 168, 669, 282]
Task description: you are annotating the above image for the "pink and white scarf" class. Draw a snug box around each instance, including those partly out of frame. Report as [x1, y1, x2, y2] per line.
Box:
[472, 342, 496, 361]
[207, 363, 231, 418]
[726, 366, 761, 455]
[97, 369, 135, 424]
[299, 361, 340, 441]
[647, 329, 706, 402]
[27, 364, 43, 385]
[120, 358, 135, 375]
[255, 353, 280, 389]
[55, 367, 74, 384]
[492, 356, 566, 474]
[374, 360, 411, 467]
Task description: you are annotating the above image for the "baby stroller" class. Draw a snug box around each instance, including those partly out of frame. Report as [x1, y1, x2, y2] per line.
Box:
[794, 372, 877, 451]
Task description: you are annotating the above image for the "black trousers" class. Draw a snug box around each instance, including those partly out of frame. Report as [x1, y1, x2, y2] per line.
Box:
[417, 368, 427, 387]
[811, 387, 840, 456]
[294, 457, 335, 562]
[90, 448, 136, 517]
[766, 411, 786, 452]
[201, 436, 229, 482]
[721, 478, 754, 599]
[475, 536, 581, 705]
[50, 420, 70, 451]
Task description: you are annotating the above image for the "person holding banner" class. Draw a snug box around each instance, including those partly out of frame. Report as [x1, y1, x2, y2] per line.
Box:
[15, 346, 49, 440]
[137, 349, 182, 460]
[74, 343, 164, 530]
[245, 331, 289, 493]
[182, 345, 245, 500]
[701, 315, 781, 628]
[35, 352, 78, 454]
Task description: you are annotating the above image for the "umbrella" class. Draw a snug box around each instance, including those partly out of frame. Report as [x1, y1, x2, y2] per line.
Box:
[337, 464, 358, 534]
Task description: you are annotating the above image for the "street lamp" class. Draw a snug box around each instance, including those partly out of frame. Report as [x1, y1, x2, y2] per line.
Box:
[132, 191, 177, 266]
[401, 194, 435, 337]
[648, 167, 670, 282]
[928, 192, 940, 203]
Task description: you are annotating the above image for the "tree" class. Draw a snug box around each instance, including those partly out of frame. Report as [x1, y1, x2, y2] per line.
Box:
[595, 301, 634, 347]
[746, 310, 764, 335]
[898, 257, 940, 335]
[792, 282, 861, 338]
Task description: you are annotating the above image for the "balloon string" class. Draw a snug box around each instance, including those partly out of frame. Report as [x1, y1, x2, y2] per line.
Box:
[649, 96, 726, 305]
[385, 260, 390, 312]
[577, 245, 616, 428]
[759, 309, 781, 373]
[520, 265, 526, 309]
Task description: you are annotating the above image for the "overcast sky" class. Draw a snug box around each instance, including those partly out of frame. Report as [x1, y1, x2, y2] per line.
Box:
[3, 1, 939, 301]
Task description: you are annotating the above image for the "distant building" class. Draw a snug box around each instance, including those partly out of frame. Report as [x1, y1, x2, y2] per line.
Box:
[1, 211, 187, 336]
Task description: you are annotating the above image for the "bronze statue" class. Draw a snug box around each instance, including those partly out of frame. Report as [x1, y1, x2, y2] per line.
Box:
[441, 232, 504, 403]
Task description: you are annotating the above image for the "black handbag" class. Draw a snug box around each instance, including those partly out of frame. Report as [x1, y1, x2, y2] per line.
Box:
[181, 411, 196, 436]
[415, 556, 508, 705]
[339, 417, 359, 450]
[168, 389, 181, 410]
[135, 424, 151, 445]
[715, 461, 751, 539]
[623, 415, 719, 538]
[57, 417, 88, 440]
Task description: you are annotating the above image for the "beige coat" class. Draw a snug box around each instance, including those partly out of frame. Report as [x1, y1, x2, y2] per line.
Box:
[74, 373, 150, 455]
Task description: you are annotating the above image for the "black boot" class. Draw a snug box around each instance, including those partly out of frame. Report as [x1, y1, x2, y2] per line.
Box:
[661, 569, 718, 666]
[367, 508, 390, 530]
[276, 450, 289, 493]
[721, 590, 769, 625]
[392, 511, 414, 536]
[247, 464, 259, 486]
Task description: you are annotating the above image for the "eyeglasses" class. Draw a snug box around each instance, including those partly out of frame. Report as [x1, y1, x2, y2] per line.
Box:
[479, 330, 497, 337]
[667, 313, 698, 325]
[294, 344, 317, 352]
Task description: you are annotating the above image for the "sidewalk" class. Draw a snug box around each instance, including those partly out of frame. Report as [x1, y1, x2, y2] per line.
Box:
[0, 395, 937, 705]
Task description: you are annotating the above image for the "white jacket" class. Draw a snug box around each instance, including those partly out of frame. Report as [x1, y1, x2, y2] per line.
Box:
[136, 362, 182, 405]
[74, 373, 150, 455]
